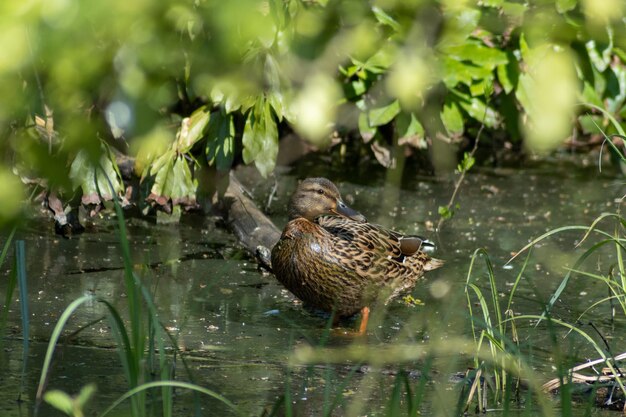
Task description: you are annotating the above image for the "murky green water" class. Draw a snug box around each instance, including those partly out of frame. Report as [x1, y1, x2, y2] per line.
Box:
[1, 159, 625, 416]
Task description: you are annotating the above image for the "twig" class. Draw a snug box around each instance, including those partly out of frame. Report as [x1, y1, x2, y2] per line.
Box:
[436, 122, 485, 233]
[266, 174, 278, 212]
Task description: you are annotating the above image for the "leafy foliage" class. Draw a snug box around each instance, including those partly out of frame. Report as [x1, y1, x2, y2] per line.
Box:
[242, 97, 279, 178]
[69, 145, 124, 206]
[44, 384, 96, 417]
[2, 0, 626, 221]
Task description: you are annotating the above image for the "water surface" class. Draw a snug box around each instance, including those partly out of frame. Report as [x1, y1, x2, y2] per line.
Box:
[1, 159, 624, 416]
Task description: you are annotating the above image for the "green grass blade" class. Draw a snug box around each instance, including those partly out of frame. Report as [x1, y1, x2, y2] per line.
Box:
[100, 165, 143, 361]
[507, 225, 616, 264]
[15, 240, 29, 401]
[35, 295, 95, 405]
[408, 354, 432, 416]
[0, 266, 17, 337]
[465, 249, 486, 343]
[576, 212, 626, 245]
[0, 226, 16, 266]
[506, 314, 626, 396]
[98, 381, 241, 417]
[97, 298, 138, 385]
[1, 227, 18, 331]
[570, 294, 626, 325]
[582, 103, 626, 136]
[506, 247, 532, 312]
[533, 239, 616, 326]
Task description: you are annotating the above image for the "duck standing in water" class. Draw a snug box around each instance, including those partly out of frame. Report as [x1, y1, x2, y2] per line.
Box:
[271, 177, 443, 333]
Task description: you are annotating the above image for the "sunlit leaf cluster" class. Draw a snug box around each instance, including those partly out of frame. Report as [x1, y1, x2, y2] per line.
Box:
[1, 0, 626, 222]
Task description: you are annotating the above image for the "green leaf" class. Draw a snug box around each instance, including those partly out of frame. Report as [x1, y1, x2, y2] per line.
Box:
[578, 114, 603, 135]
[170, 156, 197, 204]
[441, 101, 464, 135]
[501, 2, 527, 19]
[586, 38, 613, 73]
[580, 81, 603, 107]
[441, 57, 493, 88]
[362, 44, 397, 74]
[266, 90, 284, 122]
[150, 154, 197, 207]
[340, 64, 360, 78]
[269, 0, 286, 28]
[69, 145, 124, 205]
[496, 53, 519, 94]
[606, 64, 626, 114]
[519, 33, 531, 65]
[242, 99, 278, 178]
[556, 0, 577, 13]
[457, 152, 475, 172]
[438, 206, 454, 220]
[469, 79, 489, 96]
[96, 146, 124, 200]
[344, 79, 368, 100]
[44, 390, 74, 415]
[438, 7, 481, 47]
[150, 154, 174, 200]
[133, 126, 172, 180]
[358, 111, 377, 143]
[76, 384, 97, 409]
[224, 94, 242, 114]
[441, 42, 508, 70]
[372, 6, 401, 32]
[368, 100, 401, 127]
[615, 47, 626, 63]
[205, 110, 235, 172]
[175, 105, 211, 153]
[396, 112, 426, 148]
[515, 72, 533, 116]
[452, 89, 499, 127]
[265, 54, 281, 91]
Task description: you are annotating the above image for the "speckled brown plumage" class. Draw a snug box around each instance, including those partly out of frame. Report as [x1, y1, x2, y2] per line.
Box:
[271, 178, 443, 318]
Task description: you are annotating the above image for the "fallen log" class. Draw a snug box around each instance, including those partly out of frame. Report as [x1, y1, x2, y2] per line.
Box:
[215, 172, 280, 270]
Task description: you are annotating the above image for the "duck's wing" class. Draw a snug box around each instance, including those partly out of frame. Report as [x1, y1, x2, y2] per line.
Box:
[317, 216, 434, 263]
[317, 216, 405, 259]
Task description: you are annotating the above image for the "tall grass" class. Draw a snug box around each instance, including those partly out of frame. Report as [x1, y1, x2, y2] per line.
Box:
[464, 247, 529, 412]
[0, 226, 17, 336]
[2, 187, 41, 401]
[0, 229, 31, 403]
[503, 212, 626, 409]
[32, 174, 240, 417]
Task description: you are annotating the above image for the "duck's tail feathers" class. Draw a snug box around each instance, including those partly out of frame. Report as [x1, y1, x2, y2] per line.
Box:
[424, 257, 444, 271]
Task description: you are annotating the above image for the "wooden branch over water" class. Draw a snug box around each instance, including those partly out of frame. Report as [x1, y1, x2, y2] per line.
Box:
[217, 172, 281, 266]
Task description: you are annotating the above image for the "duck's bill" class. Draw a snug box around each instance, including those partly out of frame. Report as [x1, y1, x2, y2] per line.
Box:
[333, 200, 367, 223]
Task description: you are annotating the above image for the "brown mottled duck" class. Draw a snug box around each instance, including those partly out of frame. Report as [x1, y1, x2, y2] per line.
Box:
[271, 177, 443, 332]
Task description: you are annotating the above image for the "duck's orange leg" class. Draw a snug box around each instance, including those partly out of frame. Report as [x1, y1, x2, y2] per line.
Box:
[357, 306, 370, 335]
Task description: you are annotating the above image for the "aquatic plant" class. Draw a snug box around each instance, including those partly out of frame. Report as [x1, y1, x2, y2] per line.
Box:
[32, 177, 239, 417]
[466, 246, 626, 413]
[0, 234, 31, 404]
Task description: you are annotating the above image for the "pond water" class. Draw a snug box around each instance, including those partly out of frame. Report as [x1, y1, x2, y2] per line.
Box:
[1, 156, 625, 416]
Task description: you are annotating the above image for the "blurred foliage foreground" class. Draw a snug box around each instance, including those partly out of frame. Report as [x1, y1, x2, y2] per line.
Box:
[1, 0, 626, 227]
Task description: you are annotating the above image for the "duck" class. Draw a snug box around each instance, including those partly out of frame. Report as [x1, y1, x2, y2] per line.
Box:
[271, 177, 443, 332]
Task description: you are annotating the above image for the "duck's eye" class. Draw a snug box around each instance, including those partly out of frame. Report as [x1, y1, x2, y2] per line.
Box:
[317, 189, 324, 195]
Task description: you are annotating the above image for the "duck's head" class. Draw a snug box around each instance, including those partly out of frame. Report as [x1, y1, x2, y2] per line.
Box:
[287, 177, 367, 223]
